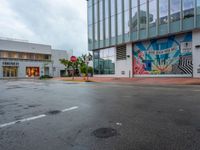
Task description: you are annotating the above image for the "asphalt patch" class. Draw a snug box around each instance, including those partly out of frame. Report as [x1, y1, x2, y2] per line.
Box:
[0, 111, 5, 115]
[6, 86, 23, 90]
[64, 83, 79, 85]
[92, 128, 118, 138]
[46, 110, 61, 115]
[28, 104, 41, 108]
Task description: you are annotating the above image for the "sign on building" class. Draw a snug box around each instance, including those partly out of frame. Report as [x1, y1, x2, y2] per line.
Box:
[181, 42, 192, 53]
[2, 62, 19, 66]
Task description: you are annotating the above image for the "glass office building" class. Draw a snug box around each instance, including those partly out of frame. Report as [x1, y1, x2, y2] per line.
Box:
[87, 0, 200, 77]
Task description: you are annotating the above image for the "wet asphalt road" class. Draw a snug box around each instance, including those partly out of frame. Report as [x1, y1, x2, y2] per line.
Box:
[0, 79, 200, 150]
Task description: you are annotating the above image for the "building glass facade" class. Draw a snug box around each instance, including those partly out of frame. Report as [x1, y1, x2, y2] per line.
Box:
[93, 47, 115, 74]
[87, 0, 200, 76]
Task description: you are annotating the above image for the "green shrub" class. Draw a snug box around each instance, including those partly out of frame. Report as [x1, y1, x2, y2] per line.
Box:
[39, 75, 53, 80]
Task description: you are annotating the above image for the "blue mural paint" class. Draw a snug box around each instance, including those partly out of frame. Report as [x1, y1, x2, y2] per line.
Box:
[133, 33, 193, 75]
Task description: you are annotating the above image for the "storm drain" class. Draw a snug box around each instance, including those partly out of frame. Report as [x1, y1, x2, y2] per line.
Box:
[92, 128, 118, 138]
[46, 110, 61, 115]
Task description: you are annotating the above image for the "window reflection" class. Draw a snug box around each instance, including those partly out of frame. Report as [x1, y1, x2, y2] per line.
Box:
[124, 0, 130, 34]
[95, 23, 98, 41]
[124, 11, 130, 34]
[197, 0, 200, 15]
[159, 0, 168, 24]
[88, 6, 93, 25]
[139, 0, 147, 30]
[183, 0, 194, 19]
[111, 0, 116, 38]
[111, 17, 115, 37]
[170, 0, 181, 22]
[149, 0, 157, 27]
[117, 0, 122, 36]
[131, 0, 138, 31]
[93, 48, 115, 75]
[88, 0, 92, 7]
[105, 0, 109, 39]
[88, 25, 93, 44]
[99, 0, 103, 41]
[88, 0, 197, 48]
[118, 13, 123, 35]
[94, 2, 98, 42]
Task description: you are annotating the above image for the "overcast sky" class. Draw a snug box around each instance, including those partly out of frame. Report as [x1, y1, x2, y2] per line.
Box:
[0, 0, 88, 56]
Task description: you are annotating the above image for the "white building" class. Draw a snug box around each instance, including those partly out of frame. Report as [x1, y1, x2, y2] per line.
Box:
[0, 38, 72, 78]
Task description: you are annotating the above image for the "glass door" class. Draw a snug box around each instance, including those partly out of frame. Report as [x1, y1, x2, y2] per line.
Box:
[3, 67, 18, 77]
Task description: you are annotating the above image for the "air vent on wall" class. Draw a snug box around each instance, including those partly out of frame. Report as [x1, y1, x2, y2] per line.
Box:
[116, 45, 126, 60]
[195, 45, 200, 48]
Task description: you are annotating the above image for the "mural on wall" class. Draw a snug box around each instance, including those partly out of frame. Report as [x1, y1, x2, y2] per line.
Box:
[133, 33, 193, 75]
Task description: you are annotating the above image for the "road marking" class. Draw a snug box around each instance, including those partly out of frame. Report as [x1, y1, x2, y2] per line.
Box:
[0, 106, 79, 128]
[193, 90, 200, 92]
[62, 106, 79, 112]
[0, 114, 46, 128]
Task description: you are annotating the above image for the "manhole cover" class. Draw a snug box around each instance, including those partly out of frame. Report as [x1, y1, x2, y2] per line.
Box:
[46, 110, 61, 115]
[92, 128, 118, 138]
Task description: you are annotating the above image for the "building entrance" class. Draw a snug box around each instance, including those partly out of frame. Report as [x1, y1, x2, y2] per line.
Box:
[3, 67, 18, 77]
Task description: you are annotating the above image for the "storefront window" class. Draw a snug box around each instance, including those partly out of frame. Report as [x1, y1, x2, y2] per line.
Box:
[3, 67, 18, 77]
[159, 0, 168, 24]
[149, 0, 157, 27]
[170, 0, 181, 22]
[0, 51, 51, 61]
[93, 48, 115, 75]
[183, 0, 194, 19]
[26, 67, 40, 77]
[139, 0, 147, 30]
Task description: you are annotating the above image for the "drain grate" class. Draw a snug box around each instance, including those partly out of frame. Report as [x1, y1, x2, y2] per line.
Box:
[92, 128, 118, 138]
[46, 110, 61, 115]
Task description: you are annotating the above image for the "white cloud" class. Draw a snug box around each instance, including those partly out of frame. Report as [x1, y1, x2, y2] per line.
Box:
[0, 0, 88, 56]
[0, 0, 35, 39]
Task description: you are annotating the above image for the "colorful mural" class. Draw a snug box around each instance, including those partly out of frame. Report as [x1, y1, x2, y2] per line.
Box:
[133, 33, 193, 75]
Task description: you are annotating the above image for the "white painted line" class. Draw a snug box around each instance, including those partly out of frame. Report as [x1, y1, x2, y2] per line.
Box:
[18, 114, 46, 122]
[0, 122, 16, 128]
[193, 90, 200, 92]
[0, 106, 79, 128]
[62, 106, 79, 112]
[0, 114, 46, 128]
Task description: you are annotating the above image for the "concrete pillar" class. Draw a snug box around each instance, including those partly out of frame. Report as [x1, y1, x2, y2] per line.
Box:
[192, 30, 200, 78]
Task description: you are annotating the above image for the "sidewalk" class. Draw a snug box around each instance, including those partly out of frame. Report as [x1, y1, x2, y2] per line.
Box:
[53, 77, 200, 85]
